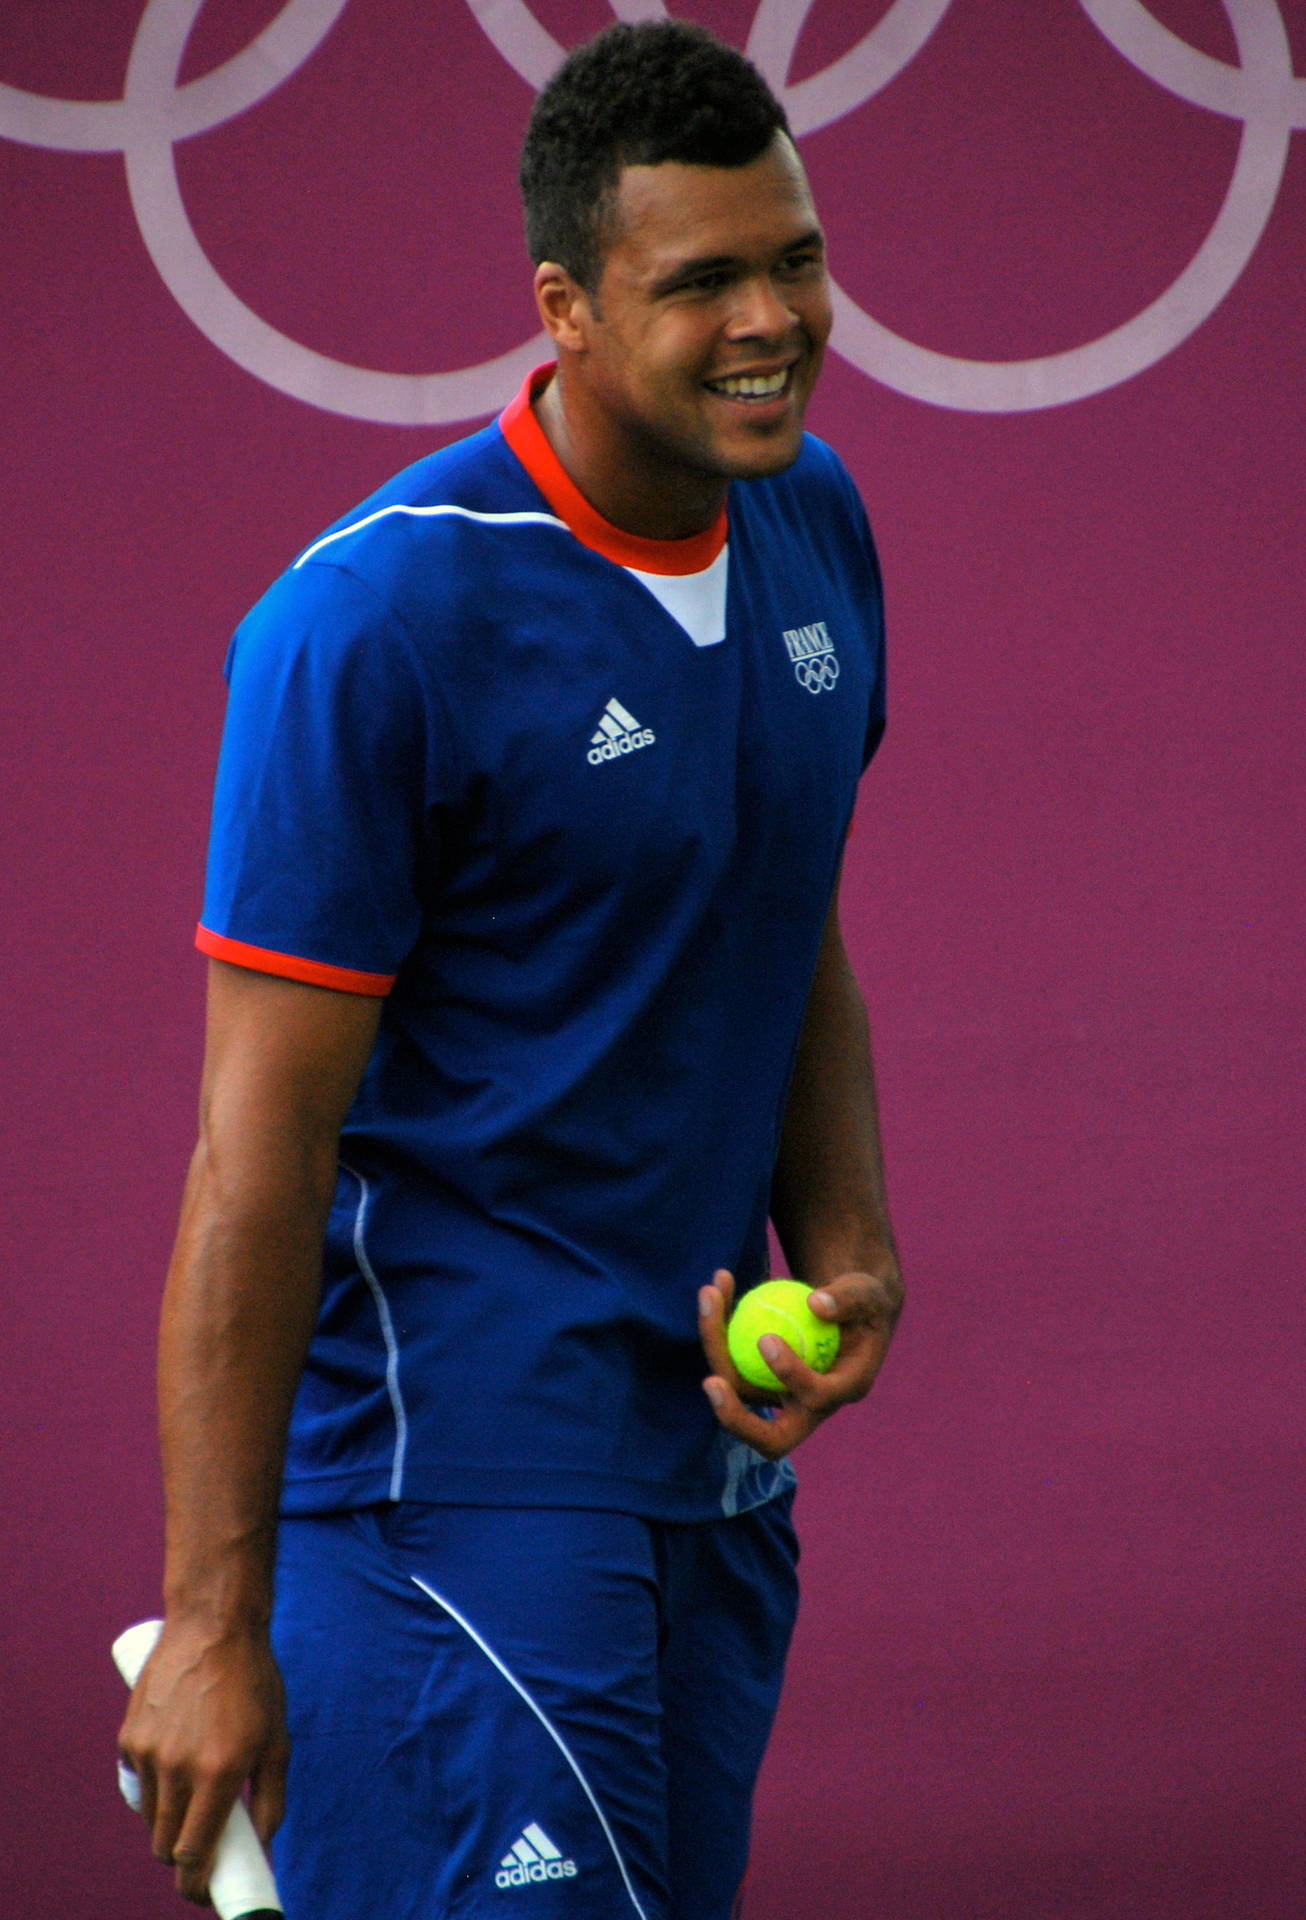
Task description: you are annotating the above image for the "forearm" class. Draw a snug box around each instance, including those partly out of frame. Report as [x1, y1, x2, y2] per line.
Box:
[158, 1128, 336, 1632]
[769, 907, 898, 1287]
[119, 965, 382, 1896]
[157, 961, 381, 1633]
[700, 901, 901, 1459]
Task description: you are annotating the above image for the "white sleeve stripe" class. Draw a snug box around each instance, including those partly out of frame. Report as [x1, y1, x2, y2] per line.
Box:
[410, 1576, 652, 1920]
[292, 503, 569, 569]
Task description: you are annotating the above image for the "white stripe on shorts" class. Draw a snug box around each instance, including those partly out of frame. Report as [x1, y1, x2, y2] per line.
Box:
[410, 1575, 651, 1920]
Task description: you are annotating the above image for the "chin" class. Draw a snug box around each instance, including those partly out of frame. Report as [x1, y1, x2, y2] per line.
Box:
[720, 433, 806, 481]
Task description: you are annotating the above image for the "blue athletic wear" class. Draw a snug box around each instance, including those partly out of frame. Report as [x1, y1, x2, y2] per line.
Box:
[271, 1495, 800, 1920]
[198, 367, 885, 1522]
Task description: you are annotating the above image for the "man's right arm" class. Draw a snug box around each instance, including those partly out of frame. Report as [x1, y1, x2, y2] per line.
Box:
[118, 958, 383, 1906]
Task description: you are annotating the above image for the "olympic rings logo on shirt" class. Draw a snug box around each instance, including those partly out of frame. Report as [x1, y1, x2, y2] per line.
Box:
[2, 0, 1302, 424]
[794, 654, 840, 695]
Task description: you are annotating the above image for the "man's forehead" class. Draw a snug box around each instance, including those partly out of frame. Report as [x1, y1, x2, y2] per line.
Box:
[605, 136, 820, 266]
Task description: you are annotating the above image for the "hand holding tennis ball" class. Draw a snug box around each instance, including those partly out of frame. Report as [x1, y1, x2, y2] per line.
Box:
[726, 1278, 841, 1392]
[701, 1263, 903, 1462]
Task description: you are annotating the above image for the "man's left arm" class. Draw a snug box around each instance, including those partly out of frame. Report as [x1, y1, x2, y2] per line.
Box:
[699, 870, 904, 1459]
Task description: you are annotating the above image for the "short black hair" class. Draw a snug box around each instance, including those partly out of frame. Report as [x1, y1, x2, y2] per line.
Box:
[520, 21, 790, 292]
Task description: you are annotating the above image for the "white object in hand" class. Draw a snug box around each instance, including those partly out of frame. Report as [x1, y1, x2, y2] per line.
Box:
[112, 1619, 284, 1919]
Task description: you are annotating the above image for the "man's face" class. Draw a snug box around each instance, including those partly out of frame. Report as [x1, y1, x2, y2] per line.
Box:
[574, 134, 832, 495]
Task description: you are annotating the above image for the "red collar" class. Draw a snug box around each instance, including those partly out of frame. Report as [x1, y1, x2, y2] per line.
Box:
[499, 365, 728, 577]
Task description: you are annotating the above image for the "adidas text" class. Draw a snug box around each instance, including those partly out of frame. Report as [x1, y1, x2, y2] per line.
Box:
[587, 728, 654, 765]
[495, 1860, 580, 1888]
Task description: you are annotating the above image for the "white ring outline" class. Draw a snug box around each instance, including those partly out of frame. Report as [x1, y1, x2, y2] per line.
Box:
[746, 0, 955, 136]
[0, 0, 1300, 420]
[463, 0, 669, 96]
[120, 0, 547, 425]
[825, 0, 1296, 412]
[794, 653, 840, 693]
[1078, 0, 1306, 124]
[0, 0, 352, 151]
[465, 0, 956, 136]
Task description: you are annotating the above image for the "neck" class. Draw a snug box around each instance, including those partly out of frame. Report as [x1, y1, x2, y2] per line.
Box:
[533, 367, 727, 543]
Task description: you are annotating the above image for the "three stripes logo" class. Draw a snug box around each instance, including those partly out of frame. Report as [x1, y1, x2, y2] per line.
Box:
[587, 697, 655, 765]
[495, 1821, 579, 1889]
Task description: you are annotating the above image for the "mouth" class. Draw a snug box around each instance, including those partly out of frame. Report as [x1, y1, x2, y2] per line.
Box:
[703, 365, 794, 404]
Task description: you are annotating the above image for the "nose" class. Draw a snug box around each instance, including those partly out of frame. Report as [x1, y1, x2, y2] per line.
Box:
[725, 271, 796, 343]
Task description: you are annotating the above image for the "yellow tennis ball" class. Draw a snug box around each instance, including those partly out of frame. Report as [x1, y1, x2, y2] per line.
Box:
[726, 1279, 840, 1391]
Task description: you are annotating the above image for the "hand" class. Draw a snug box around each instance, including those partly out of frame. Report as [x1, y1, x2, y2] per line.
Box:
[117, 1617, 289, 1906]
[698, 1264, 903, 1462]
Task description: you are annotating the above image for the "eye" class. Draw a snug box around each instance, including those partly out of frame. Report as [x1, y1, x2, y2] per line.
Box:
[777, 249, 823, 279]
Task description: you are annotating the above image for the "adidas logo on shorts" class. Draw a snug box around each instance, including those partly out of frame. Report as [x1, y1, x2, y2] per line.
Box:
[587, 697, 655, 764]
[495, 1821, 579, 1889]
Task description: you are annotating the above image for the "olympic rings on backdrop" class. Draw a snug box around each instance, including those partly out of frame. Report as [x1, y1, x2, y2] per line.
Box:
[120, 0, 544, 426]
[794, 655, 840, 695]
[828, 0, 1298, 412]
[0, 0, 352, 151]
[1078, 0, 1306, 121]
[0, 0, 1302, 423]
[467, 0, 956, 135]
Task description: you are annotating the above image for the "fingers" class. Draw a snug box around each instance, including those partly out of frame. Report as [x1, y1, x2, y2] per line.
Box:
[129, 1735, 240, 1903]
[799, 1267, 903, 1406]
[169, 1771, 244, 1904]
[698, 1270, 782, 1410]
[117, 1624, 287, 1906]
[147, 1764, 187, 1868]
[249, 1731, 290, 1850]
[136, 1751, 279, 1906]
[697, 1269, 733, 1378]
[700, 1264, 905, 1461]
[701, 1370, 819, 1461]
[700, 1266, 824, 1460]
[806, 1265, 904, 1330]
[125, 1745, 158, 1838]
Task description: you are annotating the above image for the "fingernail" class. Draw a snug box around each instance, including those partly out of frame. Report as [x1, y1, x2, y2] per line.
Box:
[811, 1291, 836, 1315]
[759, 1336, 781, 1360]
[698, 1288, 714, 1318]
[704, 1381, 724, 1408]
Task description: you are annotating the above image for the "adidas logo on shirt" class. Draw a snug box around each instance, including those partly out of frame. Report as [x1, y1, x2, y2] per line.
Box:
[494, 1822, 579, 1888]
[587, 697, 655, 765]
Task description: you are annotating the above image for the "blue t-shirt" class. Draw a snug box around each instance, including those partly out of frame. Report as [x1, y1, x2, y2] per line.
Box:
[199, 368, 885, 1522]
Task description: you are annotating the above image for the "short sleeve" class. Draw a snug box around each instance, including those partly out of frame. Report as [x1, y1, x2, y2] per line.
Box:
[198, 562, 454, 995]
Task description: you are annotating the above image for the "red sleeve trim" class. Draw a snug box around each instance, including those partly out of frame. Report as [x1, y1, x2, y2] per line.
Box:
[500, 365, 728, 577]
[196, 926, 395, 997]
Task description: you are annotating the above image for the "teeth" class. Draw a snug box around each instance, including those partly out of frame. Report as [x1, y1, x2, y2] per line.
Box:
[711, 370, 788, 398]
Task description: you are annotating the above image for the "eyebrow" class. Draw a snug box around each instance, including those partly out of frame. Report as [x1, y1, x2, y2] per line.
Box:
[651, 228, 825, 296]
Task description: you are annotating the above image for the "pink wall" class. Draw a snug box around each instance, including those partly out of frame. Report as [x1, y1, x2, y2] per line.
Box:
[3, 3, 1303, 1914]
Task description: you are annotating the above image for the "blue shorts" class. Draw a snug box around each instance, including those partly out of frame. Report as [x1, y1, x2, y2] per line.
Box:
[270, 1497, 800, 1920]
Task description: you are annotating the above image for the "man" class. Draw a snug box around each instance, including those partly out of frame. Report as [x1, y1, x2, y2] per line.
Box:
[120, 22, 902, 1920]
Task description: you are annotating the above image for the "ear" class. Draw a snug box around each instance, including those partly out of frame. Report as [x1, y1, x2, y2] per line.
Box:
[533, 261, 595, 353]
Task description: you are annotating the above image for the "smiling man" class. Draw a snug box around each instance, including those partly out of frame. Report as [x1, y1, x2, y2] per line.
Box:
[528, 127, 830, 533]
[119, 22, 902, 1920]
